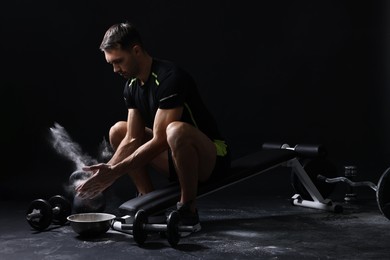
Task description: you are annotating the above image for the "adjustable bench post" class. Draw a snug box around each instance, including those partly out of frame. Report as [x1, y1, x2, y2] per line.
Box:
[287, 158, 341, 212]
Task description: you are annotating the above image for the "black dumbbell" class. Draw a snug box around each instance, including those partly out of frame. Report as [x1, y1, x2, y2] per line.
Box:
[26, 195, 72, 231]
[114, 209, 196, 247]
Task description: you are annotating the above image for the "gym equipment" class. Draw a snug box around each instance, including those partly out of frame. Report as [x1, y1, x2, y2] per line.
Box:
[291, 158, 339, 200]
[67, 212, 116, 237]
[343, 166, 358, 201]
[26, 195, 72, 231]
[318, 166, 390, 220]
[112, 209, 195, 247]
[111, 142, 343, 246]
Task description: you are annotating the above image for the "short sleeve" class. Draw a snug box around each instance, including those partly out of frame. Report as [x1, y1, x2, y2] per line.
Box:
[158, 71, 190, 109]
[123, 79, 137, 108]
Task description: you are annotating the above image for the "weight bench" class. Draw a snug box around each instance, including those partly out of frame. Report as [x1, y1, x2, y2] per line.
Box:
[118, 143, 342, 218]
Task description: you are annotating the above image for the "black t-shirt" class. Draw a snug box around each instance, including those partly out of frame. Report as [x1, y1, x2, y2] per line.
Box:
[123, 58, 223, 141]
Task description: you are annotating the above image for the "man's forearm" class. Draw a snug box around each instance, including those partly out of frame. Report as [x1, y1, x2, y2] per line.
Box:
[112, 137, 168, 176]
[108, 137, 143, 166]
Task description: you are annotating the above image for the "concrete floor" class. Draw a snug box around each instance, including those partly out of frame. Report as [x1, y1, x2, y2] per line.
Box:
[1, 169, 389, 260]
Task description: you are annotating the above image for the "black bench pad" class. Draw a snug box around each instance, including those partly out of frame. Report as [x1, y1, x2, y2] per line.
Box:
[119, 149, 296, 216]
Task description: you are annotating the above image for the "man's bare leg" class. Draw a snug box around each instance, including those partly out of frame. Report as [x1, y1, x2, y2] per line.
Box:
[109, 121, 169, 195]
[166, 121, 217, 212]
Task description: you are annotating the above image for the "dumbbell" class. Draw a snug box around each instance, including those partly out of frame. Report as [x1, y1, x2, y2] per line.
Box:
[113, 209, 196, 247]
[26, 195, 72, 231]
[318, 166, 390, 220]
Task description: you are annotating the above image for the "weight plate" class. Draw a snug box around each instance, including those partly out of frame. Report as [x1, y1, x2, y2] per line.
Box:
[291, 158, 339, 200]
[26, 199, 53, 231]
[377, 167, 390, 221]
[166, 210, 181, 247]
[133, 210, 148, 245]
[49, 195, 72, 225]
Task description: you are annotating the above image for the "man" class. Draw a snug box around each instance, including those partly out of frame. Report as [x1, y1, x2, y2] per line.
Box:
[76, 22, 230, 230]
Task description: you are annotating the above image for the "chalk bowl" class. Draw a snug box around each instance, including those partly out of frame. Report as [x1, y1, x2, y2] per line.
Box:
[67, 213, 116, 237]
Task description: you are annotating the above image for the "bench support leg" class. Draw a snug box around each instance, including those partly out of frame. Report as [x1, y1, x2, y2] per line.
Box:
[287, 158, 342, 213]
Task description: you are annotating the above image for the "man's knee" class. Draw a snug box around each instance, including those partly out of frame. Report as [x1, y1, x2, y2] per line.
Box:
[109, 121, 126, 135]
[166, 121, 191, 148]
[109, 121, 127, 149]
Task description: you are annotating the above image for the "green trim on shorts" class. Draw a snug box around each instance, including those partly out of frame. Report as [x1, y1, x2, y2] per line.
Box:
[182, 103, 227, 157]
[214, 139, 228, 156]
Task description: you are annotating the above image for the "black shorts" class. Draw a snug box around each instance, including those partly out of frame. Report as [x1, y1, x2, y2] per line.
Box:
[167, 147, 231, 183]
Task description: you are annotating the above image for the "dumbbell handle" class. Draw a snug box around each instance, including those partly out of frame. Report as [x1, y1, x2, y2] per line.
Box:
[177, 225, 195, 232]
[144, 223, 167, 232]
[26, 212, 42, 221]
[117, 222, 195, 232]
[26, 206, 61, 221]
[143, 223, 194, 232]
[52, 206, 60, 214]
[114, 223, 165, 231]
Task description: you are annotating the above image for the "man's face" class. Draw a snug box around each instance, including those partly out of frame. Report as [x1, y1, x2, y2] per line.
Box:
[104, 47, 139, 79]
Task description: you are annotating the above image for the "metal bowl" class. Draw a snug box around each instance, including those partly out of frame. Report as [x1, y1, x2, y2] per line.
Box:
[67, 213, 116, 237]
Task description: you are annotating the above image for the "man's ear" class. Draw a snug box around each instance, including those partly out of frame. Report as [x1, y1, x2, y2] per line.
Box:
[132, 45, 141, 55]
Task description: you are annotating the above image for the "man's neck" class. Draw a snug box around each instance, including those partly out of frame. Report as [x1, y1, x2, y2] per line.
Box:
[138, 54, 153, 85]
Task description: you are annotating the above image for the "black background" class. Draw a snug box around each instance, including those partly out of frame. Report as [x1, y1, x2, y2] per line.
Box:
[2, 0, 390, 200]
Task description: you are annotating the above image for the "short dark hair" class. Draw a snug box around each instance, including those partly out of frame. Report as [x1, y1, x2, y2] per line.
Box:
[99, 22, 143, 51]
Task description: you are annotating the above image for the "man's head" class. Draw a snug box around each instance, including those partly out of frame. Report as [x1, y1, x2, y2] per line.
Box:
[99, 22, 143, 52]
[100, 22, 146, 79]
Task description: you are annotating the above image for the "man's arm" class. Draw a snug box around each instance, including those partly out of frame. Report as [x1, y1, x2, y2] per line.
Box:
[76, 106, 183, 198]
[107, 108, 146, 166]
[111, 106, 183, 175]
